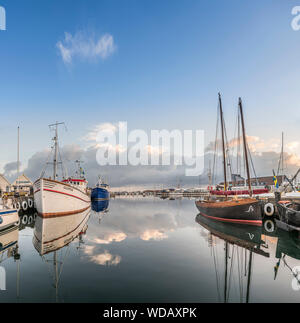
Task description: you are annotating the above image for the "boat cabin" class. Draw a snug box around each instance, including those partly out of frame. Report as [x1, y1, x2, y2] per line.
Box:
[62, 178, 87, 191]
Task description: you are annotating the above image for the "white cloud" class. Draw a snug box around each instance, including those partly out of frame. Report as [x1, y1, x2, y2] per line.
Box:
[140, 229, 168, 241]
[57, 31, 116, 64]
[84, 123, 118, 142]
[92, 232, 127, 245]
[85, 246, 121, 266]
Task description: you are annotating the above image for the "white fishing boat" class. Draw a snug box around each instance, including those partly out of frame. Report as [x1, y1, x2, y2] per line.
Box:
[0, 198, 19, 231]
[33, 122, 90, 218]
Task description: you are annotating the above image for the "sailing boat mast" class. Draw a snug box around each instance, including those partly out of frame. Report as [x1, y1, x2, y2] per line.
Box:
[281, 132, 284, 184]
[219, 93, 227, 191]
[239, 98, 252, 197]
[17, 126, 20, 191]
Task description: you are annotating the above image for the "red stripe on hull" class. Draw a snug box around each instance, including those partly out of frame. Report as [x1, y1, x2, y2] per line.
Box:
[35, 188, 90, 203]
[200, 212, 262, 226]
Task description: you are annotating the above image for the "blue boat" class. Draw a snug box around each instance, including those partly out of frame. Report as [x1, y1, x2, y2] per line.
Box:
[91, 177, 110, 202]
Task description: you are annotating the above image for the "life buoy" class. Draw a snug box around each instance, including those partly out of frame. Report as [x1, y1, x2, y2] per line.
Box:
[264, 219, 275, 233]
[264, 203, 275, 216]
[22, 200, 28, 211]
[28, 198, 33, 208]
[16, 202, 21, 212]
[33, 212, 38, 220]
[21, 215, 28, 225]
[28, 215, 33, 225]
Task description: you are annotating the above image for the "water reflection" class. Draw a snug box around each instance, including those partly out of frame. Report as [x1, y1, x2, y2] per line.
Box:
[262, 219, 300, 287]
[196, 214, 269, 303]
[92, 200, 109, 214]
[0, 225, 19, 263]
[1, 198, 300, 302]
[32, 207, 90, 301]
[0, 225, 20, 297]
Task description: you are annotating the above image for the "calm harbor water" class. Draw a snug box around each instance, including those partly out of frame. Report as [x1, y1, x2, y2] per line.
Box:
[0, 197, 300, 303]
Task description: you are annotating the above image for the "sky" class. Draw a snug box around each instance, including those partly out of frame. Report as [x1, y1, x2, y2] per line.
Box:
[1, 0, 300, 188]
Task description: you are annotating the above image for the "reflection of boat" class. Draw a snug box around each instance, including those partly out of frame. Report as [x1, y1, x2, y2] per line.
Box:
[169, 189, 183, 199]
[33, 123, 90, 218]
[196, 213, 268, 303]
[0, 225, 19, 260]
[0, 225, 20, 292]
[33, 207, 90, 255]
[196, 214, 266, 254]
[91, 176, 110, 201]
[0, 198, 19, 231]
[33, 207, 90, 301]
[92, 200, 109, 213]
[263, 218, 300, 284]
[195, 95, 262, 226]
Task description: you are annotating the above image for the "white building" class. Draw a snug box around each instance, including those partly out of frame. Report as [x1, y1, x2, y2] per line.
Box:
[0, 174, 11, 193]
[12, 174, 33, 193]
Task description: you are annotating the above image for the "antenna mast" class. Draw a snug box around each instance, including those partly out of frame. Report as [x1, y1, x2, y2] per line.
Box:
[49, 122, 65, 181]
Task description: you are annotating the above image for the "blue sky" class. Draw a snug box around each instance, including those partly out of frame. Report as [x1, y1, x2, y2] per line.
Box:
[1, 0, 300, 183]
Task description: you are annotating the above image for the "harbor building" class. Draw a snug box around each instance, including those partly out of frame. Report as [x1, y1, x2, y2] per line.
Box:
[0, 174, 11, 194]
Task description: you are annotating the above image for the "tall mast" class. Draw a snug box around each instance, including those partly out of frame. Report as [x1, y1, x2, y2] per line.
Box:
[17, 126, 20, 191]
[281, 132, 284, 184]
[49, 122, 65, 181]
[239, 98, 252, 197]
[219, 93, 227, 191]
[208, 160, 212, 188]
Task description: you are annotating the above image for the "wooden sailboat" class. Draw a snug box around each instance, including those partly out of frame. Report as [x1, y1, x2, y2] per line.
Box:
[195, 95, 262, 226]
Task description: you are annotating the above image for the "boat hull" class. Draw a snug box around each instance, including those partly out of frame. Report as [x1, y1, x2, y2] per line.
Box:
[91, 187, 110, 201]
[33, 178, 91, 218]
[277, 202, 300, 227]
[195, 198, 262, 226]
[0, 209, 19, 231]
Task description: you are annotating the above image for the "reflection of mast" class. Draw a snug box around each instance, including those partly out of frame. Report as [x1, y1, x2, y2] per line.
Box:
[43, 250, 64, 303]
[224, 242, 228, 303]
[246, 251, 253, 303]
[54, 252, 59, 303]
[14, 245, 21, 301]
